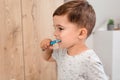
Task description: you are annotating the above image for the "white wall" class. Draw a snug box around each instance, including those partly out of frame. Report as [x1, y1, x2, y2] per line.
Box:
[88, 0, 120, 29]
[87, 0, 120, 48]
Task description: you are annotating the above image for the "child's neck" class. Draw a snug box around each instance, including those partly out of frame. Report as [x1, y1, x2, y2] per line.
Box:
[67, 43, 89, 56]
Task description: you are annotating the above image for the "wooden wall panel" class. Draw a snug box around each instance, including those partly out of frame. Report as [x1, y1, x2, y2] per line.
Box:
[21, 0, 63, 80]
[0, 0, 63, 80]
[0, 0, 24, 80]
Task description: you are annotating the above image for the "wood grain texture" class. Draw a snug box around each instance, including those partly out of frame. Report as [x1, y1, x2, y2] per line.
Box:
[0, 0, 24, 80]
[21, 0, 63, 80]
[0, 0, 63, 80]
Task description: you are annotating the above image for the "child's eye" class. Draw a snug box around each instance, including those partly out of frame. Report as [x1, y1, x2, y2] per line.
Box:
[58, 27, 64, 31]
[54, 25, 64, 31]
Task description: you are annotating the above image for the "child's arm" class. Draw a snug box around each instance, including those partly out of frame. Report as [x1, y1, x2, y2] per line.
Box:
[40, 39, 55, 61]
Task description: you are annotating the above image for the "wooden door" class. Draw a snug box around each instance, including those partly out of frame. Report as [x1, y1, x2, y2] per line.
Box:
[0, 0, 24, 80]
[21, 0, 63, 80]
[0, 0, 63, 80]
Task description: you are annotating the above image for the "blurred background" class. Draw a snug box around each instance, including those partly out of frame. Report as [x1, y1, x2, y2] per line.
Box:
[0, 0, 120, 80]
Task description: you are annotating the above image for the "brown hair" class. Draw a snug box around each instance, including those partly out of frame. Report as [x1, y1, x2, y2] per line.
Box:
[53, 0, 96, 37]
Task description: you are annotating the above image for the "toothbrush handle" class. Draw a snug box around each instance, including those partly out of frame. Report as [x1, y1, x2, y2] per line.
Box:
[50, 40, 56, 45]
[50, 40, 61, 45]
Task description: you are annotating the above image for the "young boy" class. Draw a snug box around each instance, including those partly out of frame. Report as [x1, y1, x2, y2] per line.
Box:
[40, 0, 108, 80]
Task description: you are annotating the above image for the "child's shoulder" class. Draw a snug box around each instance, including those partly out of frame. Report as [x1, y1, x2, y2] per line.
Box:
[81, 49, 102, 65]
[81, 49, 100, 62]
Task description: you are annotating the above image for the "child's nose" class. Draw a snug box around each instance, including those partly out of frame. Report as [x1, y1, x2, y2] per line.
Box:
[54, 30, 59, 37]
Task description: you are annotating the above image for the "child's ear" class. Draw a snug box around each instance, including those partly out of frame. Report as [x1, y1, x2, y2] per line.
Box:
[78, 28, 87, 39]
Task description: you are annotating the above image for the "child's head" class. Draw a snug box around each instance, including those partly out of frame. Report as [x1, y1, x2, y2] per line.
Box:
[53, 0, 96, 37]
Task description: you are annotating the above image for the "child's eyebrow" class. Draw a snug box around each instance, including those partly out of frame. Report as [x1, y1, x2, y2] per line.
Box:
[53, 24, 64, 27]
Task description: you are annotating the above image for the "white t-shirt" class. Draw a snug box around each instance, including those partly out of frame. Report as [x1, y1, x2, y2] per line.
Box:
[52, 48, 108, 80]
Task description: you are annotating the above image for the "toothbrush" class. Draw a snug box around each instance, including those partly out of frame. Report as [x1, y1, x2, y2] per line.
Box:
[50, 40, 61, 45]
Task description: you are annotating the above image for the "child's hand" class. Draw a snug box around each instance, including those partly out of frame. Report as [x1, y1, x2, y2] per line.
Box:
[40, 39, 53, 51]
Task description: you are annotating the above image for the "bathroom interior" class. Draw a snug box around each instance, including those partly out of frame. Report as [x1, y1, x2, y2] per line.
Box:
[0, 0, 120, 80]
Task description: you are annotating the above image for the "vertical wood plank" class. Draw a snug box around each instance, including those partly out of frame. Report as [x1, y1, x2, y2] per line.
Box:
[0, 0, 24, 80]
[21, 0, 63, 80]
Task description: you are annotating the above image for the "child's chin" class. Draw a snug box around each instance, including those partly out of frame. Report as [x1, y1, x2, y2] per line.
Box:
[58, 43, 67, 48]
[58, 45, 66, 49]
[58, 45, 62, 48]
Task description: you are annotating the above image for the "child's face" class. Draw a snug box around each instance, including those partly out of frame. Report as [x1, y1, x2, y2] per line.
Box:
[53, 15, 82, 49]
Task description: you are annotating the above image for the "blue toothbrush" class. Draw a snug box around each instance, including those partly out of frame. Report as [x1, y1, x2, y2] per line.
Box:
[50, 40, 61, 45]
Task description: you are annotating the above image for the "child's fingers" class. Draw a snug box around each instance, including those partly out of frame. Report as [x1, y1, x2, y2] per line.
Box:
[41, 43, 48, 49]
[42, 45, 53, 51]
[40, 39, 52, 51]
